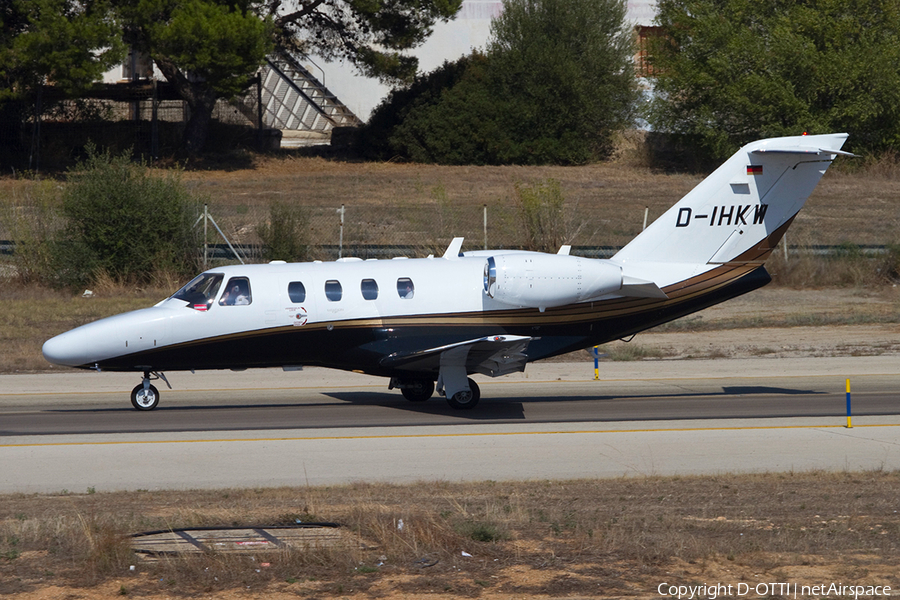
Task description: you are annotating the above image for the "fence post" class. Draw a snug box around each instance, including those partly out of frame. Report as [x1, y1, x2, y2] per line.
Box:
[256, 73, 263, 152]
[338, 204, 345, 259]
[483, 205, 488, 250]
[29, 84, 42, 173]
[151, 79, 159, 160]
[203, 204, 208, 269]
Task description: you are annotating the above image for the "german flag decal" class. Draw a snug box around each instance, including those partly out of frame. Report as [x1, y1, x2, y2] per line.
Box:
[747, 165, 763, 175]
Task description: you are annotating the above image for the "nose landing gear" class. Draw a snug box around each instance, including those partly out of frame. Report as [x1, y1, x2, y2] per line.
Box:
[130, 371, 170, 411]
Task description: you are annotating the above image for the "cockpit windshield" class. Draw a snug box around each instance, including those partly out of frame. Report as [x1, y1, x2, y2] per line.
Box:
[171, 273, 223, 311]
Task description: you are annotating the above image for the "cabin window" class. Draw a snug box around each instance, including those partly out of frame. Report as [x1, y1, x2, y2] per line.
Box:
[288, 281, 306, 303]
[219, 277, 252, 306]
[325, 280, 342, 302]
[397, 277, 415, 299]
[172, 273, 223, 311]
[361, 279, 378, 300]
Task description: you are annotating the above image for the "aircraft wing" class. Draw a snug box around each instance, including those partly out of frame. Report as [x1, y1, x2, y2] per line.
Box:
[380, 334, 533, 377]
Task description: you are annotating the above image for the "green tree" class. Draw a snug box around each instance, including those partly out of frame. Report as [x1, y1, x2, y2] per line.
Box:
[118, 0, 462, 155]
[117, 0, 275, 155]
[1, 0, 125, 97]
[648, 0, 900, 160]
[364, 0, 640, 164]
[486, 0, 640, 163]
[266, 0, 464, 83]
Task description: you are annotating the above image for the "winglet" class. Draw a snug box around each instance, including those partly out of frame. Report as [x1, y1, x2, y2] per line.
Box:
[443, 237, 464, 259]
[557, 245, 571, 255]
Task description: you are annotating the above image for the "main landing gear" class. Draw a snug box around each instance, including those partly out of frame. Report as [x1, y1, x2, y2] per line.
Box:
[130, 371, 170, 411]
[445, 378, 480, 410]
[390, 374, 481, 410]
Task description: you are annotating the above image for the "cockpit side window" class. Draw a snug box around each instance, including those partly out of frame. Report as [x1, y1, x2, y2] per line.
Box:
[288, 281, 306, 303]
[172, 273, 223, 311]
[219, 277, 252, 306]
[325, 280, 342, 302]
[361, 279, 378, 300]
[397, 277, 415, 299]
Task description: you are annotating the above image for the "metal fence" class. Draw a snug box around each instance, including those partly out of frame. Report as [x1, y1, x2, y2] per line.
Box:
[1, 199, 897, 269]
[189, 199, 900, 264]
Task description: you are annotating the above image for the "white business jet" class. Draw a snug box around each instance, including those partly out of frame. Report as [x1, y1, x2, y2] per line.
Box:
[42, 133, 851, 410]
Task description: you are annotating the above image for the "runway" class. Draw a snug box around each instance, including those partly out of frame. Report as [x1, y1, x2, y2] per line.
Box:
[2, 356, 899, 493]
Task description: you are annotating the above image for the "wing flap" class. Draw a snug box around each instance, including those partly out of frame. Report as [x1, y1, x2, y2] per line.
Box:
[380, 334, 533, 377]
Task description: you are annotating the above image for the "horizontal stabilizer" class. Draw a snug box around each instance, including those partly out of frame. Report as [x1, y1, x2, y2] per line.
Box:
[619, 276, 668, 299]
[752, 147, 856, 157]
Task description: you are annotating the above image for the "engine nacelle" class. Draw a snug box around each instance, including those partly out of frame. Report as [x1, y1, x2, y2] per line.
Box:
[483, 253, 623, 309]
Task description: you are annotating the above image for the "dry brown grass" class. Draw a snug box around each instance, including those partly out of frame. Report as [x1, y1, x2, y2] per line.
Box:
[1, 472, 898, 597]
[0, 280, 171, 373]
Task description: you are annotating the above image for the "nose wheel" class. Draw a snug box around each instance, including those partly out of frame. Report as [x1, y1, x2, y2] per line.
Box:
[130, 371, 169, 411]
[131, 383, 159, 410]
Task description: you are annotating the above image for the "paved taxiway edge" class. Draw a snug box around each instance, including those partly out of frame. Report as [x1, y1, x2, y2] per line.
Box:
[3, 417, 900, 494]
[5, 355, 900, 393]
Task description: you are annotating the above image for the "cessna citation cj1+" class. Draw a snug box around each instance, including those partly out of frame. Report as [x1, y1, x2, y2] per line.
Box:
[43, 133, 851, 411]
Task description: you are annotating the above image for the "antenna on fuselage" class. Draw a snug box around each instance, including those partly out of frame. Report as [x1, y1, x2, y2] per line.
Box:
[442, 237, 464, 259]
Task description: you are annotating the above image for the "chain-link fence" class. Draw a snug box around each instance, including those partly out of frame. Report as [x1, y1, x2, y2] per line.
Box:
[197, 198, 900, 265]
[2, 194, 898, 288]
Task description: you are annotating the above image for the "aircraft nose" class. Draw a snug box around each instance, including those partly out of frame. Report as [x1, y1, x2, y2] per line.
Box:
[42, 330, 89, 367]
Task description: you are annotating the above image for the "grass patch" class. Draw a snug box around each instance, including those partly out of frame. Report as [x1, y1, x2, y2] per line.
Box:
[596, 342, 667, 361]
[0, 282, 169, 372]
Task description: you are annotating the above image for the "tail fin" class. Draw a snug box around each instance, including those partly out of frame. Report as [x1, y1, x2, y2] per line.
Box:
[611, 133, 849, 285]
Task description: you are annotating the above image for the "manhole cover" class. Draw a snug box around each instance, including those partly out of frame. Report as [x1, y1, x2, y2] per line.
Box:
[130, 523, 363, 559]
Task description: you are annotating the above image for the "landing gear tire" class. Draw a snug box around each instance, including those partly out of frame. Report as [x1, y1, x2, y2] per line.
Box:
[447, 378, 480, 410]
[401, 379, 435, 402]
[131, 383, 160, 411]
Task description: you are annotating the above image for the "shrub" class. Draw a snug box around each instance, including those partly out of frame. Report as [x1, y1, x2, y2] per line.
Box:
[362, 54, 501, 164]
[0, 180, 64, 284]
[56, 144, 202, 287]
[515, 178, 583, 252]
[256, 201, 309, 262]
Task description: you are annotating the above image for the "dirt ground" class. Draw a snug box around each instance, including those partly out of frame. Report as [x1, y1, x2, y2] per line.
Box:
[604, 287, 900, 360]
[13, 557, 900, 600]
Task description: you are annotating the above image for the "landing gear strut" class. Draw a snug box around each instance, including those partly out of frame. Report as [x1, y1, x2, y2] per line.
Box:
[130, 371, 170, 411]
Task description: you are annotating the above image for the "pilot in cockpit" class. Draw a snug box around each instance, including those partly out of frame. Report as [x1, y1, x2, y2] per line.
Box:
[220, 281, 250, 306]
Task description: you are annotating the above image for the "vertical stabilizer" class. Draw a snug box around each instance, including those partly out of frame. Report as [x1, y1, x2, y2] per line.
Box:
[611, 134, 849, 285]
